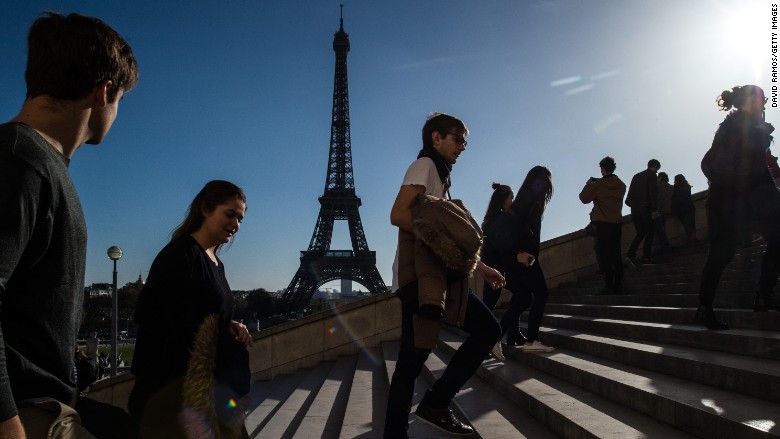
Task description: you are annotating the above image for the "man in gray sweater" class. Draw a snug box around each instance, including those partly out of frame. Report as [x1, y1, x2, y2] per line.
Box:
[0, 12, 138, 438]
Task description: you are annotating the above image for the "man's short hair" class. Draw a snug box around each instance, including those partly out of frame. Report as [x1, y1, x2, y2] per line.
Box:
[599, 156, 616, 174]
[422, 113, 468, 149]
[25, 12, 139, 102]
[648, 159, 661, 169]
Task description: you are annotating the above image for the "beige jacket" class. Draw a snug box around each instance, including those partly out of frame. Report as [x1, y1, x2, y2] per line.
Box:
[579, 174, 627, 223]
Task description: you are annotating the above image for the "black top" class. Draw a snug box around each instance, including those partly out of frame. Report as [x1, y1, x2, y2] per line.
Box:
[130, 235, 234, 411]
[702, 110, 774, 191]
[625, 168, 659, 211]
[0, 122, 87, 420]
[511, 191, 543, 257]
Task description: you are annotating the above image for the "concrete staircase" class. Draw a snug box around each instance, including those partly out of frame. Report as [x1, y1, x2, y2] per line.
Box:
[246, 240, 780, 438]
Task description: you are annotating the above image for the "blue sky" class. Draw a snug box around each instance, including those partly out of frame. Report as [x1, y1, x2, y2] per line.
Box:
[1, 0, 775, 292]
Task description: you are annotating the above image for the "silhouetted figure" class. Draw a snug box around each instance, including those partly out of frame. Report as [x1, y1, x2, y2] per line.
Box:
[625, 159, 661, 265]
[481, 183, 525, 346]
[494, 166, 556, 357]
[671, 174, 698, 244]
[0, 12, 138, 438]
[698, 84, 780, 330]
[654, 172, 674, 253]
[580, 156, 627, 294]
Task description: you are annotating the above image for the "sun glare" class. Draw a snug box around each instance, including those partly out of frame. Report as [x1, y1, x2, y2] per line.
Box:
[722, 2, 768, 78]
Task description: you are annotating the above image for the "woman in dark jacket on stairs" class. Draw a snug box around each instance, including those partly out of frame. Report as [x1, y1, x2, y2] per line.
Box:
[129, 181, 253, 439]
[491, 166, 555, 361]
[698, 85, 780, 330]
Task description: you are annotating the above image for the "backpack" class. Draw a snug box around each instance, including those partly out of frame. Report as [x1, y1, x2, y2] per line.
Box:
[483, 210, 520, 252]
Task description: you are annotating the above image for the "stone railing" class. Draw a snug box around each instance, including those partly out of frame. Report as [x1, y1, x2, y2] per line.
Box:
[87, 292, 403, 408]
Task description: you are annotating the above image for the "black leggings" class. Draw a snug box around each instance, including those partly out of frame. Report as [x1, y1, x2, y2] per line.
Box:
[500, 259, 549, 342]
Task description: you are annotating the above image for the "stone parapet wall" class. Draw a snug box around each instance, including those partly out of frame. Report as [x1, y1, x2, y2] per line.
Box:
[248, 292, 401, 382]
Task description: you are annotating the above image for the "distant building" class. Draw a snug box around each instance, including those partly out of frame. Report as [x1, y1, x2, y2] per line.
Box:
[85, 283, 111, 297]
[341, 279, 354, 297]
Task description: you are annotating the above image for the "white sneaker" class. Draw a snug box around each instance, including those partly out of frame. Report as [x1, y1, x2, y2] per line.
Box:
[522, 340, 554, 353]
[491, 342, 506, 362]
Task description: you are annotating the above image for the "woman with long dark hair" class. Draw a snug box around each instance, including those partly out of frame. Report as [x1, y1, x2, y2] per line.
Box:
[671, 174, 698, 244]
[492, 166, 555, 358]
[129, 180, 252, 439]
[481, 183, 526, 355]
[481, 182, 513, 310]
[699, 85, 780, 330]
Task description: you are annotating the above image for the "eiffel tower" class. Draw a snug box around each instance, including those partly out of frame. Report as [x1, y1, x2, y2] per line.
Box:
[281, 8, 387, 313]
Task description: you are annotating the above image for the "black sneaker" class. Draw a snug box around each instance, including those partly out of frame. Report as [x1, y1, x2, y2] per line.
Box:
[693, 305, 729, 330]
[641, 258, 658, 265]
[506, 331, 527, 346]
[415, 404, 474, 436]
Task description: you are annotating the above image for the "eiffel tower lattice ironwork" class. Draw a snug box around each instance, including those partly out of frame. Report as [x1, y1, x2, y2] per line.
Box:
[281, 10, 387, 313]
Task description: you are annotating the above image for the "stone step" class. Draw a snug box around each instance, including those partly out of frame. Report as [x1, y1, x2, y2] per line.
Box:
[572, 269, 755, 289]
[293, 355, 355, 438]
[533, 316, 780, 361]
[246, 367, 311, 438]
[565, 245, 765, 288]
[255, 361, 333, 438]
[574, 263, 756, 283]
[526, 325, 780, 404]
[381, 342, 455, 438]
[543, 304, 780, 331]
[438, 330, 697, 439]
[500, 339, 780, 438]
[547, 292, 757, 309]
[338, 347, 388, 438]
[554, 278, 758, 296]
[423, 345, 558, 438]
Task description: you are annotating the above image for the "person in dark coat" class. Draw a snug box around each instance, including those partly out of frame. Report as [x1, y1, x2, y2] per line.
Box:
[130, 181, 252, 439]
[625, 159, 661, 265]
[698, 84, 780, 330]
[494, 166, 556, 356]
[480, 183, 525, 346]
[671, 174, 698, 244]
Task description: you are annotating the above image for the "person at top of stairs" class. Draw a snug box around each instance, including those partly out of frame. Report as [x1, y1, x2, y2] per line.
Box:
[579, 156, 627, 295]
[698, 84, 780, 330]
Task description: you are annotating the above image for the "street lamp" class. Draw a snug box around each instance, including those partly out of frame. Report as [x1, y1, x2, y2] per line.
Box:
[107, 246, 123, 377]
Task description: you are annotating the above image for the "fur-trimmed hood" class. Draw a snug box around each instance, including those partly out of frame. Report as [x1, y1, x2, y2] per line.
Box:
[411, 195, 483, 274]
[181, 314, 249, 439]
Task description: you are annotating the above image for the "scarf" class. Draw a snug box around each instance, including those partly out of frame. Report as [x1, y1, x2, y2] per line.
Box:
[417, 146, 452, 195]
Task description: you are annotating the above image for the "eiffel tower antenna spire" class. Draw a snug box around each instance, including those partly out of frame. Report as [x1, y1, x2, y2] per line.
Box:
[281, 9, 387, 313]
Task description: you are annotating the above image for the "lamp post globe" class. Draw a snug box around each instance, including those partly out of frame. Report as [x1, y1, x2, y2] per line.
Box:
[107, 246, 123, 261]
[107, 246, 122, 377]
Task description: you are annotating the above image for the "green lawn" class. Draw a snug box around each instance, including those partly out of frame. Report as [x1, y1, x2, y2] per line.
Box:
[97, 344, 136, 366]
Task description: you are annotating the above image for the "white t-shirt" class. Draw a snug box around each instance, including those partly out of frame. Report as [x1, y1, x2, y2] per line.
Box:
[391, 157, 447, 291]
